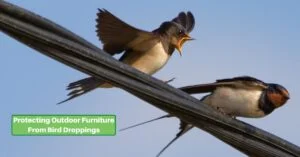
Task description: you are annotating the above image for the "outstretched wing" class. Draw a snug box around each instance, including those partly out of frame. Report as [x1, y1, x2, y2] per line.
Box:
[172, 11, 195, 33]
[180, 76, 267, 94]
[96, 9, 156, 55]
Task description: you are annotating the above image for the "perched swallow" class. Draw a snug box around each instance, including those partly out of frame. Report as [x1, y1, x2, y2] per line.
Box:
[58, 9, 195, 104]
[120, 76, 290, 156]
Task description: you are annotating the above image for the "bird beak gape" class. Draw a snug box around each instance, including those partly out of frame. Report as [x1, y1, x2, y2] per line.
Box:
[175, 34, 194, 56]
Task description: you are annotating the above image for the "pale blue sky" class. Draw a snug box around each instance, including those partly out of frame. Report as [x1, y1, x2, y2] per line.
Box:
[1, 0, 300, 157]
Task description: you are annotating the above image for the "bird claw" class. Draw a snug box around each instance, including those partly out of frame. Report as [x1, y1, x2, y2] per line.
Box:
[216, 107, 236, 119]
[164, 77, 176, 84]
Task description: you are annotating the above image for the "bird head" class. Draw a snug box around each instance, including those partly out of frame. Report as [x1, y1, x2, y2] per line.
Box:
[267, 84, 290, 108]
[170, 23, 194, 55]
[156, 11, 195, 56]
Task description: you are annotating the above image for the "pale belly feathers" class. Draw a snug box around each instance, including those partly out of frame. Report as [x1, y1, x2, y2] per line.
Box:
[122, 42, 170, 75]
[204, 87, 266, 118]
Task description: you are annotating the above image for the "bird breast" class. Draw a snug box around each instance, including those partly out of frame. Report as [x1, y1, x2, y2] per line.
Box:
[205, 87, 266, 118]
[123, 42, 170, 75]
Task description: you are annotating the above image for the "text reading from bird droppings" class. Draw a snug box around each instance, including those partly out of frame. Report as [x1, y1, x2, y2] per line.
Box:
[12, 115, 116, 136]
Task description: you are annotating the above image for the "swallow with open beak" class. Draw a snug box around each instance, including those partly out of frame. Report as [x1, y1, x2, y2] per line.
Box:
[58, 9, 195, 104]
[120, 76, 290, 156]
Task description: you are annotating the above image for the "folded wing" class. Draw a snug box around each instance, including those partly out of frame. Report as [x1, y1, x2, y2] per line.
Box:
[180, 76, 267, 94]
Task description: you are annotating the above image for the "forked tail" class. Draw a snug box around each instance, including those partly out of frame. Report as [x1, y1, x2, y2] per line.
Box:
[58, 77, 107, 104]
[119, 114, 172, 132]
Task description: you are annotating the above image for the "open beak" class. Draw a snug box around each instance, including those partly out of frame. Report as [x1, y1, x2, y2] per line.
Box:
[175, 34, 194, 56]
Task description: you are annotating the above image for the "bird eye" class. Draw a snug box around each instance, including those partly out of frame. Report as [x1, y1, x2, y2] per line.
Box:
[178, 30, 184, 35]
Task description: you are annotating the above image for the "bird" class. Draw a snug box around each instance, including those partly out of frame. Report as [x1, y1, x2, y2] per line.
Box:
[58, 9, 195, 104]
[119, 76, 290, 156]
